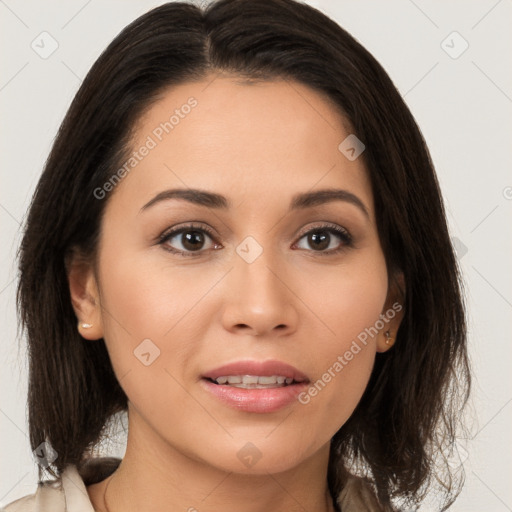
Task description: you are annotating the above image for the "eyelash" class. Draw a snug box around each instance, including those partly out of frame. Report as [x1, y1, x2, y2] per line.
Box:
[157, 222, 354, 257]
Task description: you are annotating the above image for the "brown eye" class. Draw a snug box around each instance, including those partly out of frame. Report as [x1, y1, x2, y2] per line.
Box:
[159, 224, 220, 256]
[294, 224, 353, 255]
[179, 230, 207, 251]
[307, 231, 330, 251]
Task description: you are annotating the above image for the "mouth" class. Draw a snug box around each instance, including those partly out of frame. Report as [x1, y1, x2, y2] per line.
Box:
[200, 360, 310, 413]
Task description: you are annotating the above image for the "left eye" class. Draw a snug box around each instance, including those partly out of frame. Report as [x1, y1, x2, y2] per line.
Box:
[294, 226, 352, 254]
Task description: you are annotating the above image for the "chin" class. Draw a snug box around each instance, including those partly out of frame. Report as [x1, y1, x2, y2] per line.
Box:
[197, 436, 321, 476]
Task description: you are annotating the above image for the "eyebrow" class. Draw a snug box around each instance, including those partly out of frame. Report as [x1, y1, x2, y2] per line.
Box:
[140, 187, 369, 219]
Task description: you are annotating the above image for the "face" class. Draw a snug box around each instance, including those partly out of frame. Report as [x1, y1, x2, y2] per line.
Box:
[71, 75, 402, 475]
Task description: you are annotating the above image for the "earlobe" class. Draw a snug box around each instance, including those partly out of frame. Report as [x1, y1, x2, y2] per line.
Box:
[377, 318, 402, 354]
[377, 328, 396, 353]
[66, 250, 104, 340]
[376, 271, 405, 353]
[384, 329, 395, 347]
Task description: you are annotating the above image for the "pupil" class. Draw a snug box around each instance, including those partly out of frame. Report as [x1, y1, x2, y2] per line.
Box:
[310, 231, 329, 250]
[183, 231, 204, 251]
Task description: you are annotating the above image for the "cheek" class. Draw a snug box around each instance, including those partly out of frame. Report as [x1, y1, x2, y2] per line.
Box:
[294, 254, 387, 436]
[95, 247, 208, 386]
[98, 246, 217, 339]
[300, 250, 388, 348]
[95, 255, 204, 426]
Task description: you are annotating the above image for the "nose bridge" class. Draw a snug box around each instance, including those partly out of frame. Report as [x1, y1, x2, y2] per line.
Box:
[222, 235, 297, 334]
[234, 235, 285, 305]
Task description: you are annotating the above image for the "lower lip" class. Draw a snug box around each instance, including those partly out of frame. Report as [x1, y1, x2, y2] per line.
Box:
[200, 378, 308, 413]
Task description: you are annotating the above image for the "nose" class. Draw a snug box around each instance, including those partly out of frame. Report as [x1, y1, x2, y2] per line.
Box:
[220, 246, 299, 337]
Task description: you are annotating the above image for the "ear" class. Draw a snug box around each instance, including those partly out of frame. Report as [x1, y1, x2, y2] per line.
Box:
[376, 271, 405, 353]
[66, 249, 104, 341]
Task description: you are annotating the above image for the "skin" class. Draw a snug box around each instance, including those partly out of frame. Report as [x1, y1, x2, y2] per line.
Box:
[69, 73, 404, 512]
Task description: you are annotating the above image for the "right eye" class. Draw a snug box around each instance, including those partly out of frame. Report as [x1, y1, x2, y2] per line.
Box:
[158, 224, 222, 256]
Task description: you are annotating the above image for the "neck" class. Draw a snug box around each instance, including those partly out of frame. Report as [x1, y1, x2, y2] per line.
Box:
[99, 409, 337, 512]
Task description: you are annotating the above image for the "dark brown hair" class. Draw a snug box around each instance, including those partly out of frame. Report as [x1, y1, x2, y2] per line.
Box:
[16, 0, 470, 510]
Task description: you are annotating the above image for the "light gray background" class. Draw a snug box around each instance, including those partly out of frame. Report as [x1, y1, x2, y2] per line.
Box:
[1, 0, 511, 510]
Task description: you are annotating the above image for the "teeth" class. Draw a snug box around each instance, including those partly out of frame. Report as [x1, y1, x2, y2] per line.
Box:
[213, 375, 296, 388]
[258, 376, 277, 385]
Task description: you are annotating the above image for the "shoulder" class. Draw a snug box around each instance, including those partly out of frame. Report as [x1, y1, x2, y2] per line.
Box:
[1, 480, 64, 512]
[336, 474, 384, 512]
[1, 458, 120, 512]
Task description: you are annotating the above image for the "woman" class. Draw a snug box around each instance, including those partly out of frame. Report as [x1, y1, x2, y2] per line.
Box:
[4, 0, 470, 510]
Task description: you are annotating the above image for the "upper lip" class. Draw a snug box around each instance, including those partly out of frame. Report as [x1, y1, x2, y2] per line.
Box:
[202, 359, 309, 383]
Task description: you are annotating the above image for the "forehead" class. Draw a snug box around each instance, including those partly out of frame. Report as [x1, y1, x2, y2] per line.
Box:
[110, 74, 373, 215]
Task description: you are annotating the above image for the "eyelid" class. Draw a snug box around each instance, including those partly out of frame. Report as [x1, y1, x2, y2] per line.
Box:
[157, 222, 218, 243]
[294, 221, 351, 241]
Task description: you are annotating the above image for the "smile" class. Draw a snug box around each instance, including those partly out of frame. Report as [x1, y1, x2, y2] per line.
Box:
[209, 375, 299, 388]
[201, 360, 310, 413]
